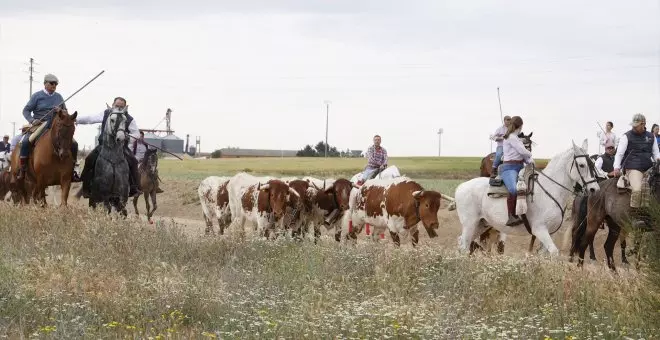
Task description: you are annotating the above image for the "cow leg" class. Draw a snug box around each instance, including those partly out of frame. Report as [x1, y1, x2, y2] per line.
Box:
[204, 213, 214, 235]
[314, 224, 321, 244]
[411, 229, 419, 248]
[389, 231, 400, 247]
[497, 232, 506, 254]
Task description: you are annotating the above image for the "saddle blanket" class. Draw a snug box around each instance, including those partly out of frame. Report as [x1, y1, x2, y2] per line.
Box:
[487, 164, 534, 198]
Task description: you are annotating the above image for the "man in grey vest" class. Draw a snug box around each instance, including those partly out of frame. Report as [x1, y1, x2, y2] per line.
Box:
[612, 113, 660, 228]
[595, 140, 616, 177]
[75, 97, 144, 198]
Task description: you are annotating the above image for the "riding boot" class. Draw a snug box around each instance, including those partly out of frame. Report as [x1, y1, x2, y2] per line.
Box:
[16, 157, 28, 180]
[490, 167, 498, 179]
[506, 194, 523, 226]
[127, 153, 142, 197]
[70, 141, 81, 183]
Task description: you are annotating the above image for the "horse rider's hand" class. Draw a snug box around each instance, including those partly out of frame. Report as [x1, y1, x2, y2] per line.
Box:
[612, 169, 621, 177]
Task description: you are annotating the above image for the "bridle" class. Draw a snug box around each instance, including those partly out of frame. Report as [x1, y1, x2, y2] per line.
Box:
[52, 114, 75, 159]
[526, 152, 599, 235]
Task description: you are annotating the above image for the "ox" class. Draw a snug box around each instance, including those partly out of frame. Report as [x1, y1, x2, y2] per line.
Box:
[284, 179, 318, 240]
[303, 177, 357, 243]
[343, 177, 442, 246]
[198, 176, 232, 235]
[228, 172, 300, 239]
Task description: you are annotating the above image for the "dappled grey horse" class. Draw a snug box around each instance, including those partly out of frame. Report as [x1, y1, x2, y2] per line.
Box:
[89, 107, 130, 216]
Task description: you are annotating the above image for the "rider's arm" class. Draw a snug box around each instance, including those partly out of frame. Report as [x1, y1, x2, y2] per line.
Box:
[22, 93, 37, 123]
[613, 134, 628, 170]
[595, 157, 603, 171]
[510, 135, 533, 161]
[76, 112, 104, 125]
[382, 148, 388, 167]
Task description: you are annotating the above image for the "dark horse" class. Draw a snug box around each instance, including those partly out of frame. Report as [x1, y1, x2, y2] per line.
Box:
[572, 164, 660, 271]
[132, 148, 160, 223]
[480, 132, 534, 178]
[89, 106, 130, 216]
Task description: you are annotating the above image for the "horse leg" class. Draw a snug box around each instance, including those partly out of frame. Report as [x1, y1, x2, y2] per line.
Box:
[60, 179, 72, 208]
[132, 195, 139, 216]
[589, 240, 597, 261]
[620, 230, 629, 264]
[576, 208, 605, 268]
[458, 216, 482, 253]
[144, 191, 152, 222]
[531, 226, 559, 256]
[527, 235, 536, 254]
[602, 216, 619, 271]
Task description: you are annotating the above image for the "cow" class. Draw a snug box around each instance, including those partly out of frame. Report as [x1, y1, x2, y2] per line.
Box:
[227, 172, 300, 239]
[283, 179, 318, 240]
[303, 177, 358, 243]
[198, 176, 232, 235]
[343, 177, 442, 247]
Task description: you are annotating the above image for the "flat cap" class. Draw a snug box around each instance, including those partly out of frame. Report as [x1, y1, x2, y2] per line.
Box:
[44, 74, 59, 83]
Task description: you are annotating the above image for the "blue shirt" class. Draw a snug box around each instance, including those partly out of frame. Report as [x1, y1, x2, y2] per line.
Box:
[22, 90, 66, 124]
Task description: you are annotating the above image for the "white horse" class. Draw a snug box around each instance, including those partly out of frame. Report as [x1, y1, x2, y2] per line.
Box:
[455, 139, 600, 255]
[350, 165, 401, 183]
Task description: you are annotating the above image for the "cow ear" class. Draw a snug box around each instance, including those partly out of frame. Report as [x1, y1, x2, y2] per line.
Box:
[412, 190, 423, 199]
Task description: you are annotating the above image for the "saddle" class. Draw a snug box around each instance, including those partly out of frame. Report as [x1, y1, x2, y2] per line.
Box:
[15, 121, 48, 152]
[487, 163, 535, 198]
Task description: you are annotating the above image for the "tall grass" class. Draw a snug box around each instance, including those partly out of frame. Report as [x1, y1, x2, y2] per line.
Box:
[0, 206, 656, 338]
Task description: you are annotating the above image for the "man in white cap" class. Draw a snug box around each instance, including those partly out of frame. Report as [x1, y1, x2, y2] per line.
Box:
[18, 74, 80, 181]
[0, 135, 9, 153]
[612, 113, 660, 228]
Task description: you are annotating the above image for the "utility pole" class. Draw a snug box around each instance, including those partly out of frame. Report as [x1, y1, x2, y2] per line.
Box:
[437, 128, 443, 156]
[28, 58, 37, 98]
[324, 100, 330, 158]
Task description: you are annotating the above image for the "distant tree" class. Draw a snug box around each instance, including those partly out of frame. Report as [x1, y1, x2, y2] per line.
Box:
[211, 149, 222, 158]
[297, 141, 342, 157]
[296, 145, 317, 157]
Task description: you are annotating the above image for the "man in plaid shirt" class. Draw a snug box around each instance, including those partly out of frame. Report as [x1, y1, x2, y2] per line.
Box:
[357, 135, 388, 185]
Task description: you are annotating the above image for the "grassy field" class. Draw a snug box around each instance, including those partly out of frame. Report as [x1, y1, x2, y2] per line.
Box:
[1, 156, 657, 338]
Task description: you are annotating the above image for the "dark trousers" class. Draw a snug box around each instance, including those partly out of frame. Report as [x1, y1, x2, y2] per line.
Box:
[81, 145, 140, 193]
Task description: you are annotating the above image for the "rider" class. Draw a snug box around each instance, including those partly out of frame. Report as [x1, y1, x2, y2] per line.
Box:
[76, 96, 143, 198]
[501, 116, 534, 226]
[490, 115, 512, 178]
[356, 134, 388, 186]
[594, 140, 616, 177]
[612, 113, 660, 228]
[18, 74, 80, 182]
[0, 135, 9, 153]
[131, 130, 164, 194]
[599, 121, 618, 151]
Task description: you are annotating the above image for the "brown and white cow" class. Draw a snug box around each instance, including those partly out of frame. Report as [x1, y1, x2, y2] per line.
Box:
[343, 177, 442, 246]
[228, 172, 300, 239]
[304, 177, 358, 243]
[198, 176, 232, 235]
[283, 179, 318, 240]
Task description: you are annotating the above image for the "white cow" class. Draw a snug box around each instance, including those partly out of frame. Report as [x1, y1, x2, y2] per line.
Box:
[350, 165, 402, 183]
[198, 176, 232, 235]
[227, 172, 300, 238]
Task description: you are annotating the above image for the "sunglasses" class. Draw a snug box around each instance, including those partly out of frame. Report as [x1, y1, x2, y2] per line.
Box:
[47, 81, 58, 86]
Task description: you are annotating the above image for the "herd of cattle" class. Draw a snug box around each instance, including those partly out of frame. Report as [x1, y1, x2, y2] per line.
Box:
[198, 172, 455, 246]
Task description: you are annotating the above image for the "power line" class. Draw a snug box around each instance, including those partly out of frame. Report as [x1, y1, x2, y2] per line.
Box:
[24, 57, 39, 98]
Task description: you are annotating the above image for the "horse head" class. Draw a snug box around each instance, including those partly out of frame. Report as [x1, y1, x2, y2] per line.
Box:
[52, 109, 78, 159]
[104, 106, 129, 146]
[569, 139, 600, 193]
[143, 147, 159, 174]
[518, 131, 534, 152]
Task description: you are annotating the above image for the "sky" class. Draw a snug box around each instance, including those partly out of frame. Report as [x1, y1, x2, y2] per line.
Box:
[0, 0, 658, 158]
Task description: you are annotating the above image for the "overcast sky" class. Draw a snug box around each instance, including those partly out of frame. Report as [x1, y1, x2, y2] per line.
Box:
[0, 0, 658, 158]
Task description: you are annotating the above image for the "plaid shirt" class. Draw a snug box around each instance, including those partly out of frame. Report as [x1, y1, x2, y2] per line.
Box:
[366, 145, 388, 169]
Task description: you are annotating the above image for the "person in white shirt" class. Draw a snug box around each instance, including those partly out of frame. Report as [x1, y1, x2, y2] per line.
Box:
[594, 141, 616, 178]
[75, 97, 143, 198]
[489, 115, 511, 178]
[500, 116, 534, 226]
[612, 113, 660, 228]
[599, 121, 619, 151]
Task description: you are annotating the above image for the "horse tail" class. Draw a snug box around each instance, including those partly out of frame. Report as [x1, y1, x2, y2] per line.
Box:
[571, 194, 590, 253]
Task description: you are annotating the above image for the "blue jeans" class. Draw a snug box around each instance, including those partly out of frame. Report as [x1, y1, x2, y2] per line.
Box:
[501, 163, 523, 194]
[361, 167, 379, 181]
[493, 145, 503, 170]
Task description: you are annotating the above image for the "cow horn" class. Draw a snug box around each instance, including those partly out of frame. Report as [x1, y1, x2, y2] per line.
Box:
[412, 190, 423, 199]
[288, 187, 300, 198]
[258, 183, 270, 191]
[311, 181, 321, 191]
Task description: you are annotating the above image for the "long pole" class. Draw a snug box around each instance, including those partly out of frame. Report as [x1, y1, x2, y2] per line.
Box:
[28, 58, 34, 98]
[324, 101, 330, 158]
[497, 87, 504, 123]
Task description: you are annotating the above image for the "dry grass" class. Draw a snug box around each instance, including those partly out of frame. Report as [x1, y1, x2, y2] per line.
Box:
[0, 205, 657, 338]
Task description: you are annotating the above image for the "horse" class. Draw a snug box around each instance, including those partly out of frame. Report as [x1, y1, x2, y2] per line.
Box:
[132, 147, 160, 223]
[455, 139, 600, 255]
[89, 106, 130, 216]
[571, 164, 660, 271]
[9, 109, 78, 207]
[480, 132, 534, 178]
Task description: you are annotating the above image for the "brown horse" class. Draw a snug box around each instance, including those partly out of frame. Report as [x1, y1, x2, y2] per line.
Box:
[9, 109, 78, 206]
[572, 167, 660, 271]
[132, 148, 159, 222]
[480, 132, 534, 177]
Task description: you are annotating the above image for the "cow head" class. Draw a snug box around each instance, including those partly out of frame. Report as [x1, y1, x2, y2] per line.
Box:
[287, 179, 312, 213]
[412, 190, 442, 238]
[258, 179, 300, 218]
[312, 178, 355, 211]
